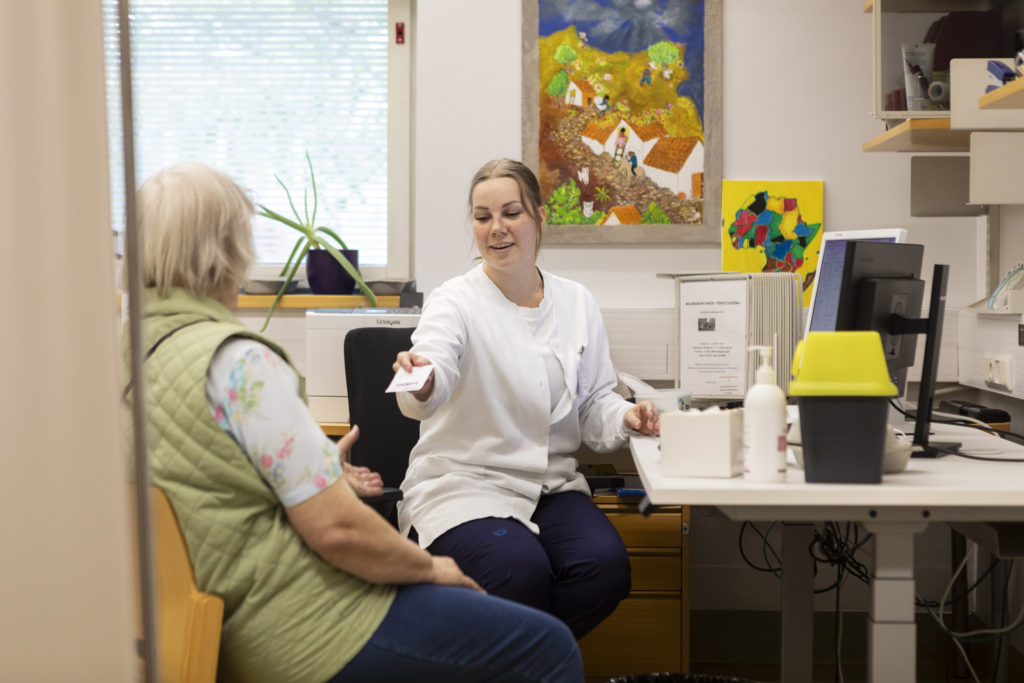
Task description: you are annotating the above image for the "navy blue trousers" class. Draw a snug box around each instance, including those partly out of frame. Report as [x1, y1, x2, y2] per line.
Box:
[328, 584, 582, 682]
[426, 491, 631, 639]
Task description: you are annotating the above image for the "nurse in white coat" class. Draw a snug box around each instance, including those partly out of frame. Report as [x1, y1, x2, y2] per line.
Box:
[393, 158, 659, 638]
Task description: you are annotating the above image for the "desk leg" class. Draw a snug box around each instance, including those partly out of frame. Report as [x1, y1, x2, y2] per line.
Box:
[781, 522, 815, 683]
[991, 556, 1010, 683]
[864, 521, 928, 683]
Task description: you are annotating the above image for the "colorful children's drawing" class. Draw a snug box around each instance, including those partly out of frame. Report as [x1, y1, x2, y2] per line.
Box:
[538, 0, 706, 227]
[721, 180, 824, 306]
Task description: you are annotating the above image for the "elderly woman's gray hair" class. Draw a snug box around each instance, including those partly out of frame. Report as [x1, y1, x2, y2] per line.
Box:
[136, 162, 255, 300]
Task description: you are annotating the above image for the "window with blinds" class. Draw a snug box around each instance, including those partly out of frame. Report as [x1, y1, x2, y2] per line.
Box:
[103, 0, 393, 270]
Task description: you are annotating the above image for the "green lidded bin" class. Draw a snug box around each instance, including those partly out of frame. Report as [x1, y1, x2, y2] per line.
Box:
[789, 332, 898, 483]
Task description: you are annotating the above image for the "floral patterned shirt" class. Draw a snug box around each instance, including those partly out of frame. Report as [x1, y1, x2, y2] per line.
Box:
[205, 338, 341, 507]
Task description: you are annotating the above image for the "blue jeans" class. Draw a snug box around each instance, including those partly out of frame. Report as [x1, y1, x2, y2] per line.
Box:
[327, 583, 583, 682]
[427, 491, 631, 638]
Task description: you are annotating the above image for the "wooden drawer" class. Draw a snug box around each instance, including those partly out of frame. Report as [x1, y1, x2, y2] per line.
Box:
[604, 510, 682, 548]
[578, 594, 683, 677]
[629, 549, 681, 591]
[584, 499, 689, 676]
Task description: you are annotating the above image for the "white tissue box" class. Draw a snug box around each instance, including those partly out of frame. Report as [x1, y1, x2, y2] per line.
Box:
[660, 408, 744, 478]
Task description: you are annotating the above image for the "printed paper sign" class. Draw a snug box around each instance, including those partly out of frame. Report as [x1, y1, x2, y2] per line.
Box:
[679, 278, 747, 398]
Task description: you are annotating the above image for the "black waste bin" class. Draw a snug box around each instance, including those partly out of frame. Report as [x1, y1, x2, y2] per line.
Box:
[607, 674, 755, 683]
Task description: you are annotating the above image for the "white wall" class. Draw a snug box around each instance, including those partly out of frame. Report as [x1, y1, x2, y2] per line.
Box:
[412, 0, 999, 612]
[413, 0, 986, 310]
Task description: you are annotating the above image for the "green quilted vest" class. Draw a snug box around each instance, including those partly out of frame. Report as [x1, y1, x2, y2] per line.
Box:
[132, 287, 395, 683]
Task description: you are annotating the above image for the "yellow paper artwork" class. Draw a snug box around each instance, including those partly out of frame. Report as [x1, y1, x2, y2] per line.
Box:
[721, 180, 824, 306]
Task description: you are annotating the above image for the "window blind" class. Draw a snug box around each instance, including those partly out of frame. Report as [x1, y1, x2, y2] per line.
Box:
[103, 0, 389, 267]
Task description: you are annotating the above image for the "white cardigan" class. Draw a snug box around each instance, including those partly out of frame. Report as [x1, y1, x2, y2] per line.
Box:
[396, 265, 631, 547]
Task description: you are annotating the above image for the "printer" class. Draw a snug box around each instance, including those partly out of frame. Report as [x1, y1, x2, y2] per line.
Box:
[306, 308, 421, 422]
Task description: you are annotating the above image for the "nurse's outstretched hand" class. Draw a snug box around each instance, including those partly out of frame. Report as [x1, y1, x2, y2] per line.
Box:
[393, 351, 435, 402]
[625, 400, 659, 436]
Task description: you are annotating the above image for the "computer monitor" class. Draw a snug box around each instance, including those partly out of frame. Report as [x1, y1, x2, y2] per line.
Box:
[835, 240, 954, 458]
[835, 241, 924, 397]
[805, 228, 908, 339]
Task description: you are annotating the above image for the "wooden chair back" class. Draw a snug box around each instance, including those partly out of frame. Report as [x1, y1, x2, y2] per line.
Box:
[152, 487, 224, 683]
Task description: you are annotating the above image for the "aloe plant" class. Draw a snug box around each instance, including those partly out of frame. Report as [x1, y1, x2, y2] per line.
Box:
[256, 152, 377, 331]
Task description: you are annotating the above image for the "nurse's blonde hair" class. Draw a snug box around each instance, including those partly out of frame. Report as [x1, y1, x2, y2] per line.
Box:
[136, 162, 255, 299]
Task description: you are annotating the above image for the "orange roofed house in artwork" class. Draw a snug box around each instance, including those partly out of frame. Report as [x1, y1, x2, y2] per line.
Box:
[600, 205, 644, 225]
[581, 118, 666, 165]
[644, 136, 704, 200]
[566, 80, 597, 108]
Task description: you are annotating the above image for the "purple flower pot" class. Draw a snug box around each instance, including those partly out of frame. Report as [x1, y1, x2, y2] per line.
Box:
[306, 248, 359, 295]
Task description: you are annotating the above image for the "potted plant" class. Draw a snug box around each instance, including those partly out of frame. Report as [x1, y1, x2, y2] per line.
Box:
[256, 152, 377, 331]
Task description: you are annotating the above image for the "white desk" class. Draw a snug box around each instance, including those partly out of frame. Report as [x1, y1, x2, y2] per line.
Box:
[631, 423, 1024, 683]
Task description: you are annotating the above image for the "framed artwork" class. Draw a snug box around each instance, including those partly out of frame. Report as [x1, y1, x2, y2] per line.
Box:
[720, 180, 825, 306]
[522, 0, 722, 245]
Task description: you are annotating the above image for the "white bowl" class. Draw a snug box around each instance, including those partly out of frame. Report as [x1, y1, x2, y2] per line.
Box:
[883, 431, 913, 474]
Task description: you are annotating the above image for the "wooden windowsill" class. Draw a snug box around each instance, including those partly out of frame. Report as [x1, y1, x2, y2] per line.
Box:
[116, 293, 402, 310]
[237, 294, 401, 309]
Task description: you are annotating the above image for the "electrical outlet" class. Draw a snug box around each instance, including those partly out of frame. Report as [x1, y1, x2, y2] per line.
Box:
[984, 353, 1013, 392]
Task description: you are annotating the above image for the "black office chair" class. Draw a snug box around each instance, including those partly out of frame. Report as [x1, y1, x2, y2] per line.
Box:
[343, 326, 421, 527]
[343, 324, 623, 524]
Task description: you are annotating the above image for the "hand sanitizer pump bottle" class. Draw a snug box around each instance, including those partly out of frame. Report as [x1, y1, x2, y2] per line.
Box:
[743, 345, 787, 482]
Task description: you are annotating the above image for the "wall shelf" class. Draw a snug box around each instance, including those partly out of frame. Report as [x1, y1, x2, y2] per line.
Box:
[862, 117, 971, 152]
[979, 78, 1024, 111]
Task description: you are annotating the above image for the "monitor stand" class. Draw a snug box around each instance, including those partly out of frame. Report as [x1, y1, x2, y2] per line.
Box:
[904, 411, 960, 458]
[906, 264, 953, 460]
[912, 441, 961, 458]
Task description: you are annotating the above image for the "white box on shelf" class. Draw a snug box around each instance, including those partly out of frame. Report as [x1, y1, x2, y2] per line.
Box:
[305, 309, 420, 422]
[951, 59, 1024, 131]
[659, 408, 743, 478]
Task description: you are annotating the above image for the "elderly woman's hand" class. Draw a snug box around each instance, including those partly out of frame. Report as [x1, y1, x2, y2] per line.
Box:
[429, 556, 485, 593]
[336, 425, 385, 497]
[343, 462, 384, 498]
[624, 400, 659, 436]
[393, 351, 435, 402]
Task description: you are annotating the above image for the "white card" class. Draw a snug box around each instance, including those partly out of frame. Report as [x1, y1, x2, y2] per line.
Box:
[385, 364, 433, 393]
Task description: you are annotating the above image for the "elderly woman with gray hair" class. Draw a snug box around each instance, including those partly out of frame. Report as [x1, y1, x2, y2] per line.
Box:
[128, 161, 583, 683]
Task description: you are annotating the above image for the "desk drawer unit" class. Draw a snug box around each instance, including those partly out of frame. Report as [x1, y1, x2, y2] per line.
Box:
[579, 501, 690, 678]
